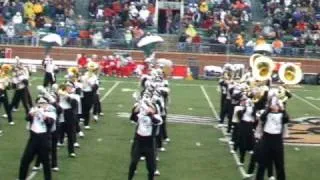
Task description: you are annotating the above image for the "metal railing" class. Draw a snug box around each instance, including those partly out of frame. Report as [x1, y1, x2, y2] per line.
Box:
[0, 35, 319, 59]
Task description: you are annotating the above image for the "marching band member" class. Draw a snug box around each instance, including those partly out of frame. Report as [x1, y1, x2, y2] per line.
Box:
[218, 72, 230, 127]
[81, 62, 99, 129]
[42, 55, 57, 88]
[32, 85, 61, 172]
[66, 67, 85, 138]
[18, 96, 57, 180]
[128, 92, 163, 180]
[93, 78, 103, 121]
[237, 95, 256, 165]
[10, 64, 32, 115]
[0, 64, 14, 125]
[229, 84, 243, 152]
[58, 82, 79, 157]
[255, 97, 289, 180]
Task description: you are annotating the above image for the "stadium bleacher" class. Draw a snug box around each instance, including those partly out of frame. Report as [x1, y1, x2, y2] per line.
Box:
[0, 0, 320, 58]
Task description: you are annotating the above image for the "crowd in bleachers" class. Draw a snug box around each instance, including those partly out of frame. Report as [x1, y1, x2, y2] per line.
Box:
[0, 0, 76, 46]
[244, 0, 320, 56]
[2, 0, 320, 58]
[178, 0, 252, 52]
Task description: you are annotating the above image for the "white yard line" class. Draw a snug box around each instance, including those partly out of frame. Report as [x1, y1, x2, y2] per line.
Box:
[26, 171, 37, 180]
[101, 82, 120, 101]
[200, 85, 247, 178]
[29, 76, 217, 87]
[292, 93, 320, 111]
[27, 82, 120, 180]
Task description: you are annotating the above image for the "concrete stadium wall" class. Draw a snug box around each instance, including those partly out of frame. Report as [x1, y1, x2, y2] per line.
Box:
[2, 45, 320, 74]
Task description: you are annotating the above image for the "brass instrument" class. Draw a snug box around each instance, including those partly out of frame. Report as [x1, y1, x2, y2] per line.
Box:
[278, 63, 303, 85]
[249, 53, 263, 68]
[67, 66, 80, 80]
[87, 61, 99, 72]
[252, 56, 274, 81]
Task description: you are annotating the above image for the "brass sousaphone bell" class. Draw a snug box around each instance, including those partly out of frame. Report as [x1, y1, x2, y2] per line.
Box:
[251, 55, 275, 81]
[278, 63, 303, 85]
[249, 53, 263, 68]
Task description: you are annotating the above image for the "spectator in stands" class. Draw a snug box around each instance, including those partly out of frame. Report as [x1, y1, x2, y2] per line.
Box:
[132, 26, 144, 40]
[199, 0, 209, 15]
[3, 23, 16, 44]
[192, 34, 202, 52]
[256, 35, 266, 45]
[24, 0, 35, 20]
[33, 1, 43, 16]
[91, 31, 108, 49]
[124, 29, 133, 48]
[178, 32, 187, 51]
[67, 25, 79, 46]
[12, 12, 23, 25]
[139, 5, 150, 23]
[96, 5, 104, 20]
[235, 34, 245, 51]
[88, 1, 97, 19]
[185, 24, 197, 39]
[272, 38, 284, 55]
[217, 33, 227, 44]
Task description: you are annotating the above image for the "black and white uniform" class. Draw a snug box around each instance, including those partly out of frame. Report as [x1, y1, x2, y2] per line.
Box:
[19, 103, 57, 180]
[155, 80, 170, 143]
[58, 91, 79, 155]
[93, 79, 102, 117]
[128, 103, 163, 180]
[34, 90, 61, 169]
[0, 75, 13, 123]
[226, 83, 236, 133]
[219, 79, 228, 124]
[152, 90, 165, 149]
[237, 98, 256, 163]
[43, 58, 56, 88]
[228, 85, 242, 144]
[81, 72, 98, 127]
[256, 110, 289, 180]
[11, 67, 32, 115]
[73, 81, 83, 134]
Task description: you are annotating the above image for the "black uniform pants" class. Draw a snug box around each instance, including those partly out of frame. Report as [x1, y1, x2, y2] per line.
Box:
[13, 87, 33, 110]
[35, 130, 59, 168]
[160, 115, 168, 139]
[238, 121, 254, 163]
[227, 103, 235, 133]
[59, 110, 76, 154]
[256, 133, 285, 180]
[0, 90, 13, 122]
[247, 139, 274, 177]
[10, 88, 30, 115]
[43, 72, 55, 87]
[128, 137, 156, 180]
[19, 132, 51, 180]
[93, 93, 102, 115]
[219, 95, 227, 123]
[82, 91, 94, 126]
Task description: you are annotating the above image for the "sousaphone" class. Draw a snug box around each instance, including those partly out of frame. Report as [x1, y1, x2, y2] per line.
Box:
[252, 56, 274, 81]
[278, 63, 303, 85]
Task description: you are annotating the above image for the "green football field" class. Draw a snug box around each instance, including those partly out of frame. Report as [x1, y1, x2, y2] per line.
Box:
[0, 76, 320, 180]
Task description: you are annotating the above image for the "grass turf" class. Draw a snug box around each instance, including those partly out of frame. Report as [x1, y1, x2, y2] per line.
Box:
[0, 76, 319, 180]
